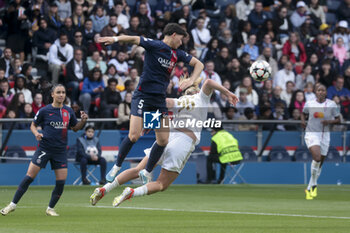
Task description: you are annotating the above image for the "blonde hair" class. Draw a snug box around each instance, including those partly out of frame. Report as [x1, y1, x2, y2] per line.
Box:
[179, 75, 202, 95]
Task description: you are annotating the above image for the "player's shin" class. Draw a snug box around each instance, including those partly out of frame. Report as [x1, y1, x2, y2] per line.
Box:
[145, 143, 166, 173]
[104, 178, 120, 193]
[307, 160, 320, 190]
[132, 185, 148, 197]
[49, 180, 65, 208]
[12, 175, 34, 204]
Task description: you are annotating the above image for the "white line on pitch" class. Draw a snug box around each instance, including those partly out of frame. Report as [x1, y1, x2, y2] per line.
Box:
[88, 205, 350, 220]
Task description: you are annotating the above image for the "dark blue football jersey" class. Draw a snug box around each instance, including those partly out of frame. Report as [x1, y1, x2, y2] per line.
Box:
[137, 36, 193, 95]
[33, 105, 78, 152]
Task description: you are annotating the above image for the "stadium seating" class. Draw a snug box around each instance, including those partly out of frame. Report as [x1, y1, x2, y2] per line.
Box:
[326, 146, 342, 162]
[268, 146, 292, 162]
[239, 146, 257, 162]
[326, 13, 337, 25]
[2, 146, 27, 163]
[327, 0, 341, 13]
[294, 146, 312, 162]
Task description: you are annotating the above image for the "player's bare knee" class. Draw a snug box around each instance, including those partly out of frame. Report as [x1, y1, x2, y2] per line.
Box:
[313, 155, 321, 162]
[128, 133, 140, 142]
[157, 138, 168, 147]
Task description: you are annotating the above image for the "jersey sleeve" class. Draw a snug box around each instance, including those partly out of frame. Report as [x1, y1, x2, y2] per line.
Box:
[33, 109, 44, 125]
[331, 101, 340, 117]
[302, 101, 309, 114]
[139, 37, 159, 51]
[69, 108, 78, 127]
[177, 49, 192, 64]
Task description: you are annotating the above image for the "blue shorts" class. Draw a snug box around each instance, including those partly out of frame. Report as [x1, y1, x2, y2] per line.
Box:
[31, 148, 67, 170]
[130, 91, 168, 117]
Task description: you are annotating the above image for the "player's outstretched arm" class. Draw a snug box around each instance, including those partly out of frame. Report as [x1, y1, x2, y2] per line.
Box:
[71, 111, 88, 132]
[202, 79, 239, 106]
[300, 113, 307, 129]
[98, 35, 140, 45]
[179, 57, 204, 91]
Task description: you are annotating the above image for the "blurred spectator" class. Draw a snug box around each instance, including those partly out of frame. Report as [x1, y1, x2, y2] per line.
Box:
[100, 78, 121, 127]
[277, 54, 289, 70]
[274, 61, 295, 90]
[7, 92, 25, 116]
[327, 76, 350, 101]
[337, 0, 350, 25]
[273, 101, 287, 131]
[76, 126, 107, 185]
[199, 61, 222, 96]
[100, 14, 119, 37]
[221, 4, 239, 34]
[191, 17, 211, 58]
[304, 82, 316, 102]
[61, 17, 75, 43]
[88, 33, 106, 57]
[307, 0, 325, 24]
[200, 37, 219, 62]
[218, 29, 237, 58]
[226, 58, 246, 88]
[243, 34, 259, 61]
[274, 6, 292, 42]
[257, 19, 278, 45]
[235, 87, 255, 115]
[248, 1, 268, 34]
[125, 68, 140, 87]
[48, 33, 74, 84]
[258, 105, 274, 130]
[71, 0, 89, 16]
[18, 103, 34, 129]
[102, 64, 120, 87]
[46, 2, 62, 31]
[166, 79, 178, 98]
[331, 95, 346, 130]
[290, 1, 308, 29]
[0, 80, 14, 116]
[213, 47, 231, 78]
[66, 48, 89, 103]
[114, 1, 129, 30]
[21, 63, 39, 94]
[83, 19, 95, 46]
[12, 58, 22, 76]
[324, 47, 340, 73]
[56, 0, 72, 21]
[343, 66, 350, 89]
[155, 0, 174, 18]
[289, 90, 305, 115]
[308, 53, 320, 76]
[72, 4, 85, 28]
[116, 91, 131, 129]
[235, 76, 259, 106]
[120, 79, 135, 100]
[31, 92, 45, 114]
[10, 74, 33, 104]
[2, 110, 21, 129]
[233, 21, 252, 49]
[332, 37, 348, 67]
[87, 50, 107, 73]
[295, 63, 314, 90]
[261, 79, 273, 98]
[136, 3, 152, 34]
[32, 18, 56, 58]
[223, 106, 239, 131]
[318, 59, 336, 87]
[126, 16, 141, 36]
[298, 19, 319, 45]
[239, 52, 251, 73]
[79, 68, 105, 114]
[282, 32, 307, 74]
[257, 47, 278, 78]
[238, 107, 257, 131]
[90, 5, 109, 33]
[72, 30, 88, 59]
[270, 86, 287, 112]
[306, 34, 327, 59]
[281, 81, 295, 107]
[0, 48, 13, 79]
[108, 51, 129, 78]
[236, 0, 254, 21]
[285, 108, 302, 131]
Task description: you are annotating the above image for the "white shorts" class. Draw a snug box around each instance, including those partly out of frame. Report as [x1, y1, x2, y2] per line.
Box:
[304, 132, 330, 156]
[144, 132, 196, 173]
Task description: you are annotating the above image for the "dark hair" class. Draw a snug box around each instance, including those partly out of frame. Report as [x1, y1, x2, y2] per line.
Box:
[106, 64, 117, 75]
[124, 79, 132, 88]
[14, 74, 27, 90]
[85, 18, 92, 23]
[51, 84, 66, 93]
[89, 68, 102, 81]
[244, 107, 254, 117]
[163, 23, 187, 37]
[85, 125, 95, 131]
[21, 63, 32, 76]
[108, 77, 118, 85]
[59, 32, 68, 38]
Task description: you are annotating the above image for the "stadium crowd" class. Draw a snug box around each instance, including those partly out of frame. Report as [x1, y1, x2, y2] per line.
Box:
[0, 0, 349, 130]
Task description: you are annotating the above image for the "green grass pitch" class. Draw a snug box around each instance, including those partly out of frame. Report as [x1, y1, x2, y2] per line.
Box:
[1, 185, 350, 233]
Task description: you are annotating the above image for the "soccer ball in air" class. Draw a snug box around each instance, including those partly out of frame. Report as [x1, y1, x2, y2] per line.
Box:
[249, 60, 271, 82]
[86, 146, 98, 157]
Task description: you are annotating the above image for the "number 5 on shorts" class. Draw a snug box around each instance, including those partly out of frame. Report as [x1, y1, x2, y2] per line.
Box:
[138, 99, 144, 109]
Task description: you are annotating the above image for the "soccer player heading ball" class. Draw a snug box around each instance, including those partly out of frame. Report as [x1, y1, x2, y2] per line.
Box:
[1, 84, 88, 216]
[98, 23, 204, 184]
[301, 84, 340, 200]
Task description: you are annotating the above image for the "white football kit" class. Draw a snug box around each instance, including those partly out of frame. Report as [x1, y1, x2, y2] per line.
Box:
[303, 99, 340, 155]
[145, 90, 212, 173]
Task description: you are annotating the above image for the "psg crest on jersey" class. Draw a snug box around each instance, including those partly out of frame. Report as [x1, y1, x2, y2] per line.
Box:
[63, 112, 68, 117]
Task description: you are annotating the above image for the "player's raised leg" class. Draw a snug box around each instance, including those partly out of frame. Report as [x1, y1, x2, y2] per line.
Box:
[114, 168, 178, 207]
[139, 117, 169, 184]
[106, 115, 143, 182]
[91, 156, 148, 205]
[1, 162, 40, 215]
[306, 145, 322, 199]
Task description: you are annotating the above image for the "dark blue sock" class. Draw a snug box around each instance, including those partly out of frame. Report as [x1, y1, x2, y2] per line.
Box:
[12, 175, 33, 204]
[145, 143, 166, 172]
[49, 180, 65, 208]
[116, 136, 135, 167]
